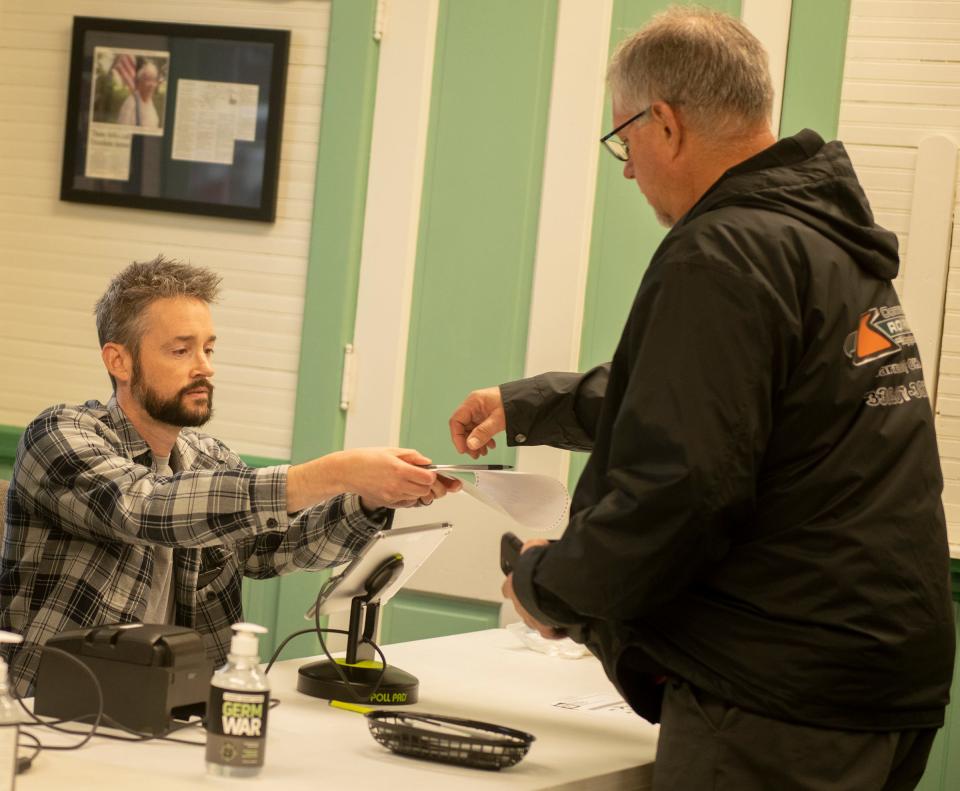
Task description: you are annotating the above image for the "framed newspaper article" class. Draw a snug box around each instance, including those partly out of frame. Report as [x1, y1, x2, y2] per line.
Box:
[60, 17, 289, 222]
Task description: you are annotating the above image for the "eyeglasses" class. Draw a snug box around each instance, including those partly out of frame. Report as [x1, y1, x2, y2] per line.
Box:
[599, 107, 650, 162]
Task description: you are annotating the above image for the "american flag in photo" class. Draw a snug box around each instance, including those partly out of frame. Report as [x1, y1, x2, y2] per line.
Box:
[112, 53, 137, 92]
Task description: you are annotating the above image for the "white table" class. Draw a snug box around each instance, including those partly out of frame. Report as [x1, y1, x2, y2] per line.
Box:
[17, 629, 658, 790]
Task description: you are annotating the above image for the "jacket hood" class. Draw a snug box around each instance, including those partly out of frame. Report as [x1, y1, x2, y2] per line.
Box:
[685, 129, 899, 280]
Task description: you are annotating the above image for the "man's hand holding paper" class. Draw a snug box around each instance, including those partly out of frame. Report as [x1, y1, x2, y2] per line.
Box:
[449, 386, 505, 458]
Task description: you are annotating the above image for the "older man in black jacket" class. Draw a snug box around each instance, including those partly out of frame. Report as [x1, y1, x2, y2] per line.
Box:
[449, 8, 954, 791]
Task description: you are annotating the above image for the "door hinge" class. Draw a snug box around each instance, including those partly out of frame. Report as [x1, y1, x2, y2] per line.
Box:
[374, 0, 389, 41]
[340, 343, 356, 411]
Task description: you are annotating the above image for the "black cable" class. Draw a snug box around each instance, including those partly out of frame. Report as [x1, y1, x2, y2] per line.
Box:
[10, 644, 104, 752]
[15, 728, 41, 773]
[261, 583, 390, 703]
[6, 588, 385, 766]
[5, 629, 280, 766]
[16, 691, 202, 746]
[35, 714, 205, 746]
[17, 706, 202, 744]
[265, 626, 388, 700]
[264, 627, 332, 674]
[261, 575, 342, 673]
[7, 640, 206, 771]
[313, 583, 389, 703]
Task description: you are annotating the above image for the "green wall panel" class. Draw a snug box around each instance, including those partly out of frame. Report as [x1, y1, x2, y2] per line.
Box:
[917, 562, 960, 790]
[0, 425, 18, 480]
[380, 590, 499, 646]
[0, 425, 21, 478]
[946, 599, 960, 791]
[779, 0, 851, 140]
[289, 0, 381, 468]
[240, 577, 281, 659]
[270, 0, 383, 661]
[571, 0, 741, 488]
[916, 600, 960, 791]
[398, 0, 558, 464]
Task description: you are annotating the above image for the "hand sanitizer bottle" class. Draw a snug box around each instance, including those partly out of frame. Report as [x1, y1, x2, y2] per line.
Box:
[205, 623, 269, 778]
[0, 631, 23, 791]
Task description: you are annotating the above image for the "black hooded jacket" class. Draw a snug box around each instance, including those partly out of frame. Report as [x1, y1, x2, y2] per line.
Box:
[506, 130, 955, 730]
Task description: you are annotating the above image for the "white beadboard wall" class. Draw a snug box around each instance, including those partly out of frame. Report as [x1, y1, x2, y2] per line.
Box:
[838, 0, 960, 545]
[0, 0, 331, 460]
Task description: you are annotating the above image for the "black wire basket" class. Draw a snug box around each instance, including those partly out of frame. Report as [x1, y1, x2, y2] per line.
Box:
[365, 710, 535, 770]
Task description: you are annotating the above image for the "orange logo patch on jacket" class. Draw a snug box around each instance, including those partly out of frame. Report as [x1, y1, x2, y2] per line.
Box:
[842, 306, 915, 366]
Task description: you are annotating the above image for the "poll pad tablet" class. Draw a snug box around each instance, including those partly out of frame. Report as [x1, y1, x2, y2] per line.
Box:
[305, 522, 453, 619]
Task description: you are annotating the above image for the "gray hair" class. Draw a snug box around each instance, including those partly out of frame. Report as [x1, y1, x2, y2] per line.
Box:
[95, 255, 221, 386]
[607, 7, 773, 134]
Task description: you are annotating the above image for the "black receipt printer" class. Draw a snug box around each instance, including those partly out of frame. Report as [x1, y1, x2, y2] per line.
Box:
[34, 623, 213, 735]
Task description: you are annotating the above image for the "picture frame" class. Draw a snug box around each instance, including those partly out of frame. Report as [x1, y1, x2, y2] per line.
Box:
[60, 17, 290, 222]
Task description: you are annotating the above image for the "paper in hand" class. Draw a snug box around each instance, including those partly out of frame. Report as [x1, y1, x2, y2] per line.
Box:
[449, 470, 569, 531]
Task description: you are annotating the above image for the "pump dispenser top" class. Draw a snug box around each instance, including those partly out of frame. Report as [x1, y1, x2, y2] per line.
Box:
[0, 630, 21, 791]
[228, 622, 267, 659]
[0, 631, 23, 686]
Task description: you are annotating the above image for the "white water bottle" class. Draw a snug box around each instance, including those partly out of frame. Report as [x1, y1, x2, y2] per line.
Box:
[0, 632, 23, 791]
[205, 623, 269, 778]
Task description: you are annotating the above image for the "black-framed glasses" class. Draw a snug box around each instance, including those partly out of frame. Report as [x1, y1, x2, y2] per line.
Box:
[599, 106, 650, 162]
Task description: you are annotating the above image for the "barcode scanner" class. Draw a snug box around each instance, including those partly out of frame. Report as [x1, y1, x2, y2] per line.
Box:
[500, 532, 523, 575]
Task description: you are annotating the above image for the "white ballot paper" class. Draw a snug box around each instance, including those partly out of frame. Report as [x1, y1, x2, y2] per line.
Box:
[553, 692, 635, 717]
[448, 470, 569, 531]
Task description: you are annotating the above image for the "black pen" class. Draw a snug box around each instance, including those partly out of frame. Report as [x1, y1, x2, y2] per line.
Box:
[417, 464, 514, 471]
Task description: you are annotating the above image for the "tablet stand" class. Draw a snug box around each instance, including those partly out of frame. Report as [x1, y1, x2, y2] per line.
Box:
[297, 564, 419, 706]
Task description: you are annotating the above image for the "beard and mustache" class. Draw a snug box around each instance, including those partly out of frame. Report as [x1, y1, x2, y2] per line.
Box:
[132, 356, 214, 428]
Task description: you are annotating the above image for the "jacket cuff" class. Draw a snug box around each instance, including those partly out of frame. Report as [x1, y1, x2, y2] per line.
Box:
[500, 378, 544, 447]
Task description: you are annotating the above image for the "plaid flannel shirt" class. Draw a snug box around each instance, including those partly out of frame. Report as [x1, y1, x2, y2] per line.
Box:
[0, 398, 388, 689]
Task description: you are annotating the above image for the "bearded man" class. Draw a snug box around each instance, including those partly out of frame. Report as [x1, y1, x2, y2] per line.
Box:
[1, 256, 456, 690]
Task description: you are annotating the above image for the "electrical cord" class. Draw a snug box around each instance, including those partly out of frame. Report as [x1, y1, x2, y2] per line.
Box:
[260, 575, 343, 675]
[262, 582, 389, 703]
[10, 644, 104, 753]
[7, 641, 205, 773]
[314, 574, 391, 702]
[15, 728, 41, 771]
[311, 573, 389, 702]
[34, 713, 205, 745]
[4, 583, 368, 772]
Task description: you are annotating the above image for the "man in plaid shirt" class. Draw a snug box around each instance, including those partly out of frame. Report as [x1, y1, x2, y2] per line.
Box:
[0, 257, 457, 690]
